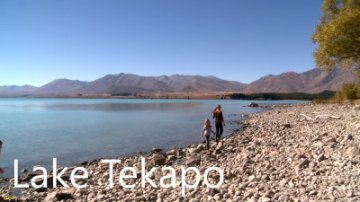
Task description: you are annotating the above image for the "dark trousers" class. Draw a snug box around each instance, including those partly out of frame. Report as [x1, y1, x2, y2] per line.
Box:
[204, 135, 210, 149]
[215, 122, 223, 141]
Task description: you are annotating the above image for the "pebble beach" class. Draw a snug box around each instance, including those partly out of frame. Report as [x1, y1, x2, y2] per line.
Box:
[1, 103, 360, 202]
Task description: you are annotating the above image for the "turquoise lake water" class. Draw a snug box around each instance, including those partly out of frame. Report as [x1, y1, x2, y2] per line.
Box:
[0, 98, 304, 177]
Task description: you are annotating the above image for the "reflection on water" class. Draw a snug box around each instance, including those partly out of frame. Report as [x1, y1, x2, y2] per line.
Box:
[43, 102, 202, 111]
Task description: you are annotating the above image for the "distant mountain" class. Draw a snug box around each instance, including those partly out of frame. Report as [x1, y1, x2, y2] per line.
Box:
[79, 73, 246, 94]
[82, 73, 174, 94]
[155, 74, 247, 92]
[0, 85, 37, 96]
[243, 68, 358, 93]
[37, 79, 88, 95]
[0, 68, 357, 97]
[0, 74, 246, 96]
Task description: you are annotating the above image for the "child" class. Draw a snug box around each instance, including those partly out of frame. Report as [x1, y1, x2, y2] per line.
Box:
[202, 119, 215, 150]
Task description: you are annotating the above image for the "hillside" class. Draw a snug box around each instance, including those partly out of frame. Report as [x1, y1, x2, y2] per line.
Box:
[243, 68, 358, 93]
[0, 68, 357, 97]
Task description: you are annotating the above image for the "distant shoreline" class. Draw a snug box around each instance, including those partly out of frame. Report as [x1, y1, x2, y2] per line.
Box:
[0, 90, 335, 100]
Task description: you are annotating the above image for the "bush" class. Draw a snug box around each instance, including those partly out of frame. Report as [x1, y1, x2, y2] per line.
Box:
[334, 83, 360, 101]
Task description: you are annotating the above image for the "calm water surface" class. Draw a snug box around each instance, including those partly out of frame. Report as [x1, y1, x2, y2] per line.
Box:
[0, 98, 305, 177]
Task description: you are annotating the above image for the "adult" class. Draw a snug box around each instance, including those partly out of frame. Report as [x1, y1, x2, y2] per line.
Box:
[212, 105, 225, 142]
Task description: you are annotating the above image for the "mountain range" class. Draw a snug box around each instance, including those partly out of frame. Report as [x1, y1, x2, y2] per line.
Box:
[0, 68, 358, 97]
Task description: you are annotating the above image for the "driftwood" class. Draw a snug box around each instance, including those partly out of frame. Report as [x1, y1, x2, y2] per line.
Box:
[300, 113, 341, 121]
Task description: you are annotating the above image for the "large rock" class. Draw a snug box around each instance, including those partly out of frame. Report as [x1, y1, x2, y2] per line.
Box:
[152, 153, 166, 165]
[186, 155, 201, 166]
[249, 102, 259, 107]
[45, 191, 73, 202]
[151, 148, 162, 154]
[345, 145, 359, 159]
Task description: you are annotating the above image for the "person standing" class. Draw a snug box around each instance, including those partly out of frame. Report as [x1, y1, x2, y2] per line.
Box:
[212, 105, 225, 142]
[201, 119, 215, 150]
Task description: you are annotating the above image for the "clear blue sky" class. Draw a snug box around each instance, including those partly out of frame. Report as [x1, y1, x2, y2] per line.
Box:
[0, 0, 323, 86]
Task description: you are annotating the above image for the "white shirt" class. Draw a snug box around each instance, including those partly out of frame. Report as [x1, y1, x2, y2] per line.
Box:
[203, 125, 214, 136]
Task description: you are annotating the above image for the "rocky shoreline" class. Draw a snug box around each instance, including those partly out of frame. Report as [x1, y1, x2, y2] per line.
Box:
[1, 103, 360, 202]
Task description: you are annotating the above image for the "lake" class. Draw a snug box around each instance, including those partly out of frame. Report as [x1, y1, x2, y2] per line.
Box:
[0, 98, 304, 177]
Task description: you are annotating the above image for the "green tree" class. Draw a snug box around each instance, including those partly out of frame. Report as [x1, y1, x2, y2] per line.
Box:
[312, 0, 360, 71]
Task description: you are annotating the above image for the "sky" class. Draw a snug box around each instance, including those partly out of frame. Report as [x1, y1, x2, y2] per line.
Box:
[0, 0, 323, 86]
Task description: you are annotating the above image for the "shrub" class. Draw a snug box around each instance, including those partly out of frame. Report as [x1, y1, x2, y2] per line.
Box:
[334, 83, 360, 101]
